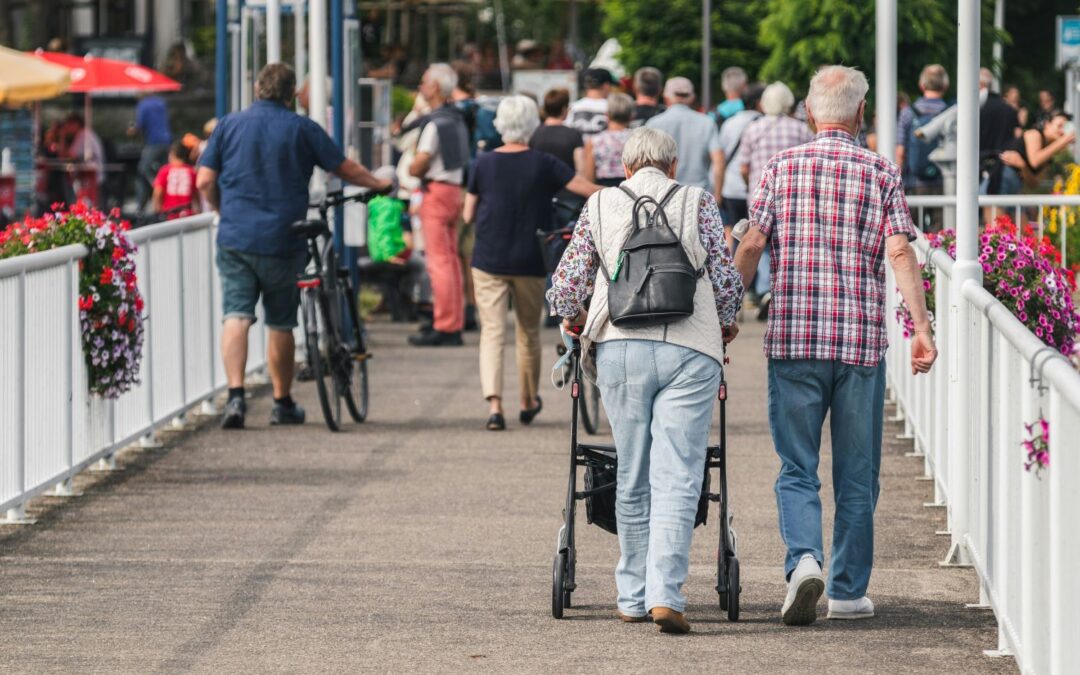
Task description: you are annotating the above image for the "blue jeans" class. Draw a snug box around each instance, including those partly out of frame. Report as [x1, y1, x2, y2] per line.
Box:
[595, 340, 721, 615]
[767, 358, 886, 600]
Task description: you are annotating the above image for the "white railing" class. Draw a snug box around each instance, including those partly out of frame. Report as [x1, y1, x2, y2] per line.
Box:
[0, 214, 266, 523]
[887, 195, 1080, 675]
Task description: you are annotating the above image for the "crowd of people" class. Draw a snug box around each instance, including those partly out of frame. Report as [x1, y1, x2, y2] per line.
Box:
[194, 54, 955, 635]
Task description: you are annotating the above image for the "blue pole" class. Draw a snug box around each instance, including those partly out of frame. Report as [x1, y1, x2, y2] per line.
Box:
[330, 0, 352, 281]
[215, 0, 228, 119]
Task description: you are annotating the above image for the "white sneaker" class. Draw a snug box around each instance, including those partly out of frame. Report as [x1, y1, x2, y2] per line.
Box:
[827, 596, 875, 620]
[781, 554, 825, 626]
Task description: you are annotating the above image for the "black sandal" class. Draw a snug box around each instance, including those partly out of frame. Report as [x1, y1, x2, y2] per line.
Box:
[519, 397, 543, 425]
[486, 413, 506, 431]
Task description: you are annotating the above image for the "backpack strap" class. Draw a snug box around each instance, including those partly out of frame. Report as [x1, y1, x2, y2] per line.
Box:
[594, 189, 613, 281]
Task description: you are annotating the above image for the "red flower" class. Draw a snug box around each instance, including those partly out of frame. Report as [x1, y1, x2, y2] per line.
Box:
[134, 295, 145, 313]
[99, 266, 114, 285]
[111, 247, 125, 261]
[78, 295, 94, 311]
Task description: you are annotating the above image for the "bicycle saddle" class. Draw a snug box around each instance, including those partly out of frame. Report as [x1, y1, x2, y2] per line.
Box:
[291, 219, 330, 238]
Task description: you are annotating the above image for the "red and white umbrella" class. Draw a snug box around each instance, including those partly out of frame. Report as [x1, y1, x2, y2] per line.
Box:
[31, 51, 181, 94]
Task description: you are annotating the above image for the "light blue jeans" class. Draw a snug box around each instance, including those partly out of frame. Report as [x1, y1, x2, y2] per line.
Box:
[767, 358, 886, 600]
[755, 248, 771, 297]
[595, 339, 721, 616]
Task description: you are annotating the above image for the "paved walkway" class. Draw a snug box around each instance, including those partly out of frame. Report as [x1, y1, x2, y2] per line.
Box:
[0, 320, 1013, 673]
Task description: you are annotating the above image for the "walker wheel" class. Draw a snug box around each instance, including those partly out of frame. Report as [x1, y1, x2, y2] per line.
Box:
[726, 557, 741, 622]
[552, 552, 568, 619]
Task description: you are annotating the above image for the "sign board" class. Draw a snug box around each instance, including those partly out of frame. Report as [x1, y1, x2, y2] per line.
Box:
[511, 70, 578, 104]
[1057, 16, 1080, 68]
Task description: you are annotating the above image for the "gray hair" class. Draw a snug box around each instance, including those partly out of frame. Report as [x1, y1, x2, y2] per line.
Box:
[621, 127, 678, 174]
[918, 64, 949, 94]
[633, 67, 663, 98]
[721, 67, 748, 95]
[806, 66, 868, 124]
[425, 63, 458, 98]
[979, 67, 995, 90]
[493, 95, 541, 144]
[607, 92, 635, 125]
[761, 81, 795, 115]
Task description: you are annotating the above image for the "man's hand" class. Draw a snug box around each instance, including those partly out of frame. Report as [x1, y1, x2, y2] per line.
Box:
[911, 331, 938, 375]
[722, 323, 739, 344]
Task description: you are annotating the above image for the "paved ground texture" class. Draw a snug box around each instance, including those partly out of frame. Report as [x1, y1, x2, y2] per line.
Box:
[0, 319, 1015, 674]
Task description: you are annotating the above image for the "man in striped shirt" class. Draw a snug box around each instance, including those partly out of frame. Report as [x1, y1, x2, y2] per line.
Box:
[734, 65, 937, 626]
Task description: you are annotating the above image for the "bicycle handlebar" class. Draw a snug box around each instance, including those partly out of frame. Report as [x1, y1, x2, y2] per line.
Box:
[310, 188, 386, 210]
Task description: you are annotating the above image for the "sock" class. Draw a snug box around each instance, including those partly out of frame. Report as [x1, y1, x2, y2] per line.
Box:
[274, 395, 295, 408]
[228, 387, 245, 402]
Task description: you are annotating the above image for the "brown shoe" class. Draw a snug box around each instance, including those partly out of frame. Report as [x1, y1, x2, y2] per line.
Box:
[616, 610, 649, 623]
[651, 607, 690, 634]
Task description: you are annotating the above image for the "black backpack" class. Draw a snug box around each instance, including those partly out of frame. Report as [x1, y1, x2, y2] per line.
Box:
[907, 101, 946, 182]
[596, 184, 701, 328]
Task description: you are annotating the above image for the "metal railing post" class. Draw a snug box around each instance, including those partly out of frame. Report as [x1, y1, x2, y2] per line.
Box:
[140, 238, 161, 449]
[55, 259, 77, 497]
[4, 272, 34, 524]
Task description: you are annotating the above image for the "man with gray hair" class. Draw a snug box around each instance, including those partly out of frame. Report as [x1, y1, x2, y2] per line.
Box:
[733, 65, 937, 626]
[896, 64, 950, 193]
[645, 77, 723, 197]
[548, 126, 742, 633]
[715, 66, 748, 123]
[630, 66, 664, 127]
[408, 62, 471, 346]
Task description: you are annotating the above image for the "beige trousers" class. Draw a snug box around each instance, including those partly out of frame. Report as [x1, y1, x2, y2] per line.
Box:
[473, 269, 545, 404]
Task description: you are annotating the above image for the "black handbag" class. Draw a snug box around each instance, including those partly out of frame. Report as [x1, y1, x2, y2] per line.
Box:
[597, 184, 701, 328]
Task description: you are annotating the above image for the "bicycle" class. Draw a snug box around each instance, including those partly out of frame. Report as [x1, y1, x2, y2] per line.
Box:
[292, 188, 379, 431]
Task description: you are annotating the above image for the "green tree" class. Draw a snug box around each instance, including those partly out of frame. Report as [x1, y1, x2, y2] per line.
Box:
[758, 0, 955, 97]
[602, 0, 769, 93]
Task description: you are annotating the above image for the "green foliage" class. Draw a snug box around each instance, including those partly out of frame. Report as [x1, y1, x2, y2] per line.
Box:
[758, 0, 954, 97]
[602, 0, 769, 92]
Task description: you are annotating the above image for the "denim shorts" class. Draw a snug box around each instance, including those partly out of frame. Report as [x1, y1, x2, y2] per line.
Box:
[216, 246, 308, 330]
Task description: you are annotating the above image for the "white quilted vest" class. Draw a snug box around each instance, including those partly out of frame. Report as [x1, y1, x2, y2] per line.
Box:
[582, 167, 725, 368]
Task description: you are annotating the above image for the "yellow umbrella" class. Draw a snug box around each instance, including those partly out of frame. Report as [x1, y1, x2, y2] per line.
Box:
[0, 44, 70, 104]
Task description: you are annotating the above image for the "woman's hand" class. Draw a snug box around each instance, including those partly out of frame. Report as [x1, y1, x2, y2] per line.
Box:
[999, 150, 1025, 170]
[561, 310, 588, 331]
[722, 323, 739, 344]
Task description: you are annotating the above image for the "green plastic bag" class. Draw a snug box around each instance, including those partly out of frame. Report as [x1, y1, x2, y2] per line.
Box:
[367, 196, 406, 262]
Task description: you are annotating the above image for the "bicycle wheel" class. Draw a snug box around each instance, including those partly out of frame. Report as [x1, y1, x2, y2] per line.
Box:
[306, 288, 343, 431]
[338, 283, 369, 422]
[579, 376, 602, 435]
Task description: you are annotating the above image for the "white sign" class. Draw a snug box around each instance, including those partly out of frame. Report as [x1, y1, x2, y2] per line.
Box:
[1057, 16, 1080, 68]
[511, 70, 578, 103]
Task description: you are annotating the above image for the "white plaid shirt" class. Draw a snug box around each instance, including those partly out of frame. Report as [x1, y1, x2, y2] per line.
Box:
[734, 114, 814, 196]
[749, 129, 918, 366]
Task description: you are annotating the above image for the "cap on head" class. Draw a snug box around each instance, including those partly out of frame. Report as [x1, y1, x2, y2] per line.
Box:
[584, 68, 615, 90]
[664, 77, 694, 100]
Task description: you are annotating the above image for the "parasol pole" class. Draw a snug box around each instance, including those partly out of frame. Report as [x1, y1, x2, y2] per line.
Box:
[84, 93, 92, 163]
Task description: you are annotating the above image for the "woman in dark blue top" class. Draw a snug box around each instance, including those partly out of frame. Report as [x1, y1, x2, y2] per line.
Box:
[463, 95, 598, 430]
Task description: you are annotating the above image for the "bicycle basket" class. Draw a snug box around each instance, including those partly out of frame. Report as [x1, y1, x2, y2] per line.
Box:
[583, 455, 711, 535]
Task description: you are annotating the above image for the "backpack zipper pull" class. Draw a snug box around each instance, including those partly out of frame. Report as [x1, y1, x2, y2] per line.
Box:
[636, 265, 654, 294]
[611, 250, 626, 281]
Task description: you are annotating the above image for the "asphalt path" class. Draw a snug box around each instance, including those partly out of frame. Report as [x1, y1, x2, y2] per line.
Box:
[0, 319, 1013, 673]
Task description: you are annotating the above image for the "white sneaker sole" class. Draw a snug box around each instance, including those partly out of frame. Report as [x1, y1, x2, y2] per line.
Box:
[827, 609, 875, 620]
[782, 576, 825, 626]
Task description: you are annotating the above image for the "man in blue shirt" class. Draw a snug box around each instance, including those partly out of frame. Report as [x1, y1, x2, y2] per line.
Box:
[197, 63, 391, 429]
[132, 94, 173, 211]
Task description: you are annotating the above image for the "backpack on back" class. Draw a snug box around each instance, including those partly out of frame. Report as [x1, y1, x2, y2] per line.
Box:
[907, 102, 944, 183]
[596, 184, 701, 328]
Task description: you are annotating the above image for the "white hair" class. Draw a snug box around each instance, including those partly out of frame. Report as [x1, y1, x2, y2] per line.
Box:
[425, 62, 457, 98]
[979, 67, 995, 90]
[806, 65, 868, 124]
[621, 127, 678, 174]
[721, 67, 747, 94]
[761, 82, 795, 116]
[493, 95, 541, 144]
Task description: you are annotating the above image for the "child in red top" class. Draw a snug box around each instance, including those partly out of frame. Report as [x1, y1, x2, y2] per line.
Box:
[152, 140, 199, 219]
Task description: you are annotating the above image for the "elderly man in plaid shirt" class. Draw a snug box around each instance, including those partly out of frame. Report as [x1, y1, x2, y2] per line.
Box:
[734, 66, 938, 626]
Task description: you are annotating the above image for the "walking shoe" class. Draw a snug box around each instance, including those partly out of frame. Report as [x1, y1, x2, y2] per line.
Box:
[407, 330, 464, 347]
[756, 291, 772, 322]
[781, 554, 825, 626]
[221, 397, 246, 429]
[827, 596, 875, 620]
[616, 610, 649, 623]
[651, 607, 690, 634]
[464, 304, 479, 332]
[270, 402, 306, 425]
[519, 397, 543, 425]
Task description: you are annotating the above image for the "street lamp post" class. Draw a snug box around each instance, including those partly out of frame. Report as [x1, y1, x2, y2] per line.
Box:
[702, 0, 712, 111]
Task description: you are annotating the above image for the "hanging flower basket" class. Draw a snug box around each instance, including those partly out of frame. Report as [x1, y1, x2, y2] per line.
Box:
[0, 203, 144, 398]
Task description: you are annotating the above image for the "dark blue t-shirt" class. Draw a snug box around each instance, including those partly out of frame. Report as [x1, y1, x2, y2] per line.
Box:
[135, 96, 172, 145]
[467, 149, 575, 277]
[199, 101, 346, 257]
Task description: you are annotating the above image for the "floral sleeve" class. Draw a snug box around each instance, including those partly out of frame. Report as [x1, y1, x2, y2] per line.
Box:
[697, 192, 744, 326]
[545, 208, 599, 318]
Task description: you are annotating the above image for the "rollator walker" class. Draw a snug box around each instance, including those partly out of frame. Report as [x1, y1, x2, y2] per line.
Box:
[550, 327, 741, 621]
